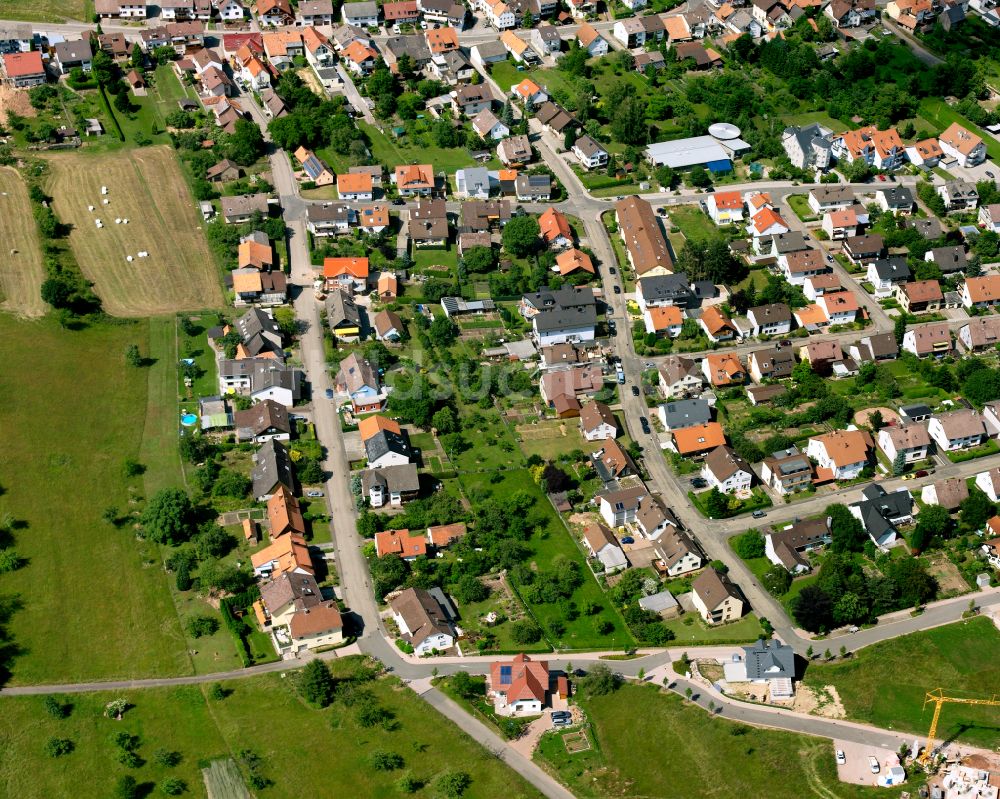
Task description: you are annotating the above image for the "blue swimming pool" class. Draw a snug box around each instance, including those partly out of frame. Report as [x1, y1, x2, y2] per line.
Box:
[180, 413, 197, 427]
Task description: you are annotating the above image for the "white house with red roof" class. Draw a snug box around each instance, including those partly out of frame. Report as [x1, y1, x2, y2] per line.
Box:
[747, 207, 789, 240]
[488, 654, 551, 716]
[704, 190, 744, 225]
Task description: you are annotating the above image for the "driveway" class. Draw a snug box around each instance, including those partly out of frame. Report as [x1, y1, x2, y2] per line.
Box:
[833, 740, 901, 787]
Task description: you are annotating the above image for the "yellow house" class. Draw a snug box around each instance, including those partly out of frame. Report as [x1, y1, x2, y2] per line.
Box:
[691, 568, 745, 624]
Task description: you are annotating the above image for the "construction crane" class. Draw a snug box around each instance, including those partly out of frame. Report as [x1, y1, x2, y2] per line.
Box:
[920, 688, 1000, 764]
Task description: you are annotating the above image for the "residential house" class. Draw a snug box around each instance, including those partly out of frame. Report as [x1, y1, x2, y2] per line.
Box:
[336, 352, 385, 413]
[698, 305, 737, 343]
[658, 355, 705, 398]
[644, 304, 684, 336]
[704, 190, 744, 226]
[825, 0, 877, 26]
[782, 123, 833, 171]
[979, 204, 1000, 234]
[375, 528, 427, 560]
[806, 429, 871, 481]
[748, 208, 790, 241]
[614, 18, 647, 47]
[702, 352, 745, 386]
[875, 186, 915, 215]
[822, 208, 860, 240]
[234, 399, 291, 444]
[865, 256, 911, 299]
[267, 485, 305, 538]
[746, 303, 793, 337]
[307, 203, 350, 237]
[938, 122, 987, 167]
[497, 134, 533, 167]
[701, 445, 754, 494]
[961, 275, 1000, 310]
[937, 180, 979, 211]
[598, 485, 647, 527]
[928, 409, 985, 452]
[1, 51, 45, 87]
[849, 484, 913, 548]
[781, 249, 828, 285]
[761, 446, 813, 495]
[582, 523, 628, 573]
[251, 439, 295, 501]
[515, 174, 551, 202]
[556, 248, 594, 277]
[799, 340, 844, 374]
[877, 422, 930, 465]
[382, 0, 420, 26]
[336, 172, 374, 201]
[897, 280, 943, 314]
[747, 346, 795, 382]
[534, 101, 578, 138]
[765, 518, 830, 573]
[394, 163, 436, 196]
[452, 85, 493, 117]
[651, 526, 704, 577]
[637, 273, 694, 312]
[691, 569, 744, 625]
[297, 0, 334, 24]
[803, 273, 841, 302]
[363, 425, 413, 470]
[539, 207, 573, 250]
[408, 199, 449, 248]
[251, 533, 313, 577]
[418, 0, 466, 26]
[342, 40, 379, 75]
[573, 135, 608, 171]
[323, 256, 369, 292]
[373, 310, 404, 342]
[325, 290, 363, 341]
[531, 23, 562, 55]
[902, 321, 952, 357]
[257, 0, 294, 24]
[363, 464, 420, 507]
[539, 364, 604, 414]
[905, 137, 944, 167]
[579, 401, 618, 441]
[958, 316, 1000, 352]
[576, 23, 609, 56]
[221, 193, 271, 224]
[295, 146, 334, 186]
[669, 422, 727, 457]
[488, 654, 552, 715]
[925, 245, 968, 274]
[460, 199, 511, 232]
[52, 39, 93, 74]
[831, 125, 905, 170]
[615, 196, 673, 277]
[470, 40, 508, 69]
[920, 476, 969, 510]
[342, 0, 379, 25]
[390, 588, 456, 654]
[843, 234, 885, 265]
[976, 467, 1000, 502]
[657, 398, 712, 431]
[808, 185, 855, 214]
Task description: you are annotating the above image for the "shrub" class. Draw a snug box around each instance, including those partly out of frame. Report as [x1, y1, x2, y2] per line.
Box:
[186, 615, 220, 639]
[44, 737, 74, 757]
[436, 771, 472, 799]
[160, 778, 186, 795]
[369, 750, 404, 771]
[153, 748, 182, 767]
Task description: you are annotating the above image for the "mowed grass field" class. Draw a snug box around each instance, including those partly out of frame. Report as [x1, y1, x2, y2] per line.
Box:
[46, 147, 223, 317]
[0, 0, 89, 22]
[536, 683, 908, 799]
[0, 660, 544, 799]
[0, 316, 190, 684]
[0, 166, 45, 317]
[803, 618, 1000, 748]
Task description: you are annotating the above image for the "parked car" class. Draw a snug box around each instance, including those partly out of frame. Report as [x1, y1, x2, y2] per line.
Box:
[392, 199, 406, 205]
[640, 416, 650, 434]
[324, 388, 334, 399]
[836, 750, 846, 766]
[631, 385, 640, 396]
[621, 536, 635, 544]
[306, 490, 324, 497]
[609, 266, 617, 275]
[657, 206, 667, 215]
[987, 170, 995, 179]
[613, 285, 621, 294]
[752, 510, 767, 519]
[915, 469, 929, 477]
[869, 757, 880, 774]
[690, 477, 707, 488]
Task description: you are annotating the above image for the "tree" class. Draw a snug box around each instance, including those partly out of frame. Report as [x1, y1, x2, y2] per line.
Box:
[160, 779, 187, 796]
[428, 316, 458, 348]
[154, 748, 182, 767]
[114, 90, 133, 114]
[911, 504, 951, 553]
[186, 615, 219, 638]
[732, 529, 765, 559]
[114, 776, 140, 799]
[431, 406, 457, 433]
[436, 771, 472, 799]
[140, 488, 195, 545]
[226, 119, 266, 167]
[298, 660, 336, 707]
[125, 344, 143, 367]
[44, 695, 68, 718]
[893, 314, 907, 345]
[791, 584, 834, 633]
[45, 737, 74, 757]
[502, 215, 541, 257]
[500, 100, 514, 127]
[579, 664, 621, 696]
[370, 750, 405, 771]
[130, 43, 143, 69]
[891, 450, 906, 477]
[827, 504, 867, 553]
[462, 245, 494, 273]
[762, 563, 792, 596]
[960, 488, 995, 531]
[687, 165, 712, 188]
[886, 556, 937, 607]
[453, 574, 489, 604]
[90, 48, 116, 87]
[962, 369, 1000, 406]
[703, 488, 729, 518]
[868, 410, 884, 431]
[610, 96, 647, 145]
[509, 619, 542, 644]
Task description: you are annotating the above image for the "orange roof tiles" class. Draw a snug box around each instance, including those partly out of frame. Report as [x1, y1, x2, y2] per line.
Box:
[704, 352, 744, 385]
[939, 122, 983, 157]
[427, 522, 467, 547]
[712, 190, 742, 210]
[672, 422, 726, 455]
[965, 276, 1000, 303]
[751, 207, 788, 234]
[358, 414, 401, 441]
[555, 248, 594, 275]
[794, 304, 828, 327]
[375, 528, 428, 558]
[647, 305, 684, 331]
[251, 533, 314, 575]
[426, 26, 459, 52]
[323, 256, 369, 279]
[238, 238, 273, 269]
[395, 163, 434, 190]
[700, 305, 734, 336]
[337, 172, 373, 194]
[539, 207, 572, 243]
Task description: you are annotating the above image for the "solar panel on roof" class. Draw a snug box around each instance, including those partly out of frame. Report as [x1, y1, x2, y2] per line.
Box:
[500, 665, 512, 684]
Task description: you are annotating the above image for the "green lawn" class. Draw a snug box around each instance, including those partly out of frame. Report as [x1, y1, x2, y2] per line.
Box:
[919, 97, 1000, 162]
[411, 244, 458, 274]
[488, 60, 527, 93]
[786, 193, 819, 222]
[359, 121, 477, 174]
[0, 658, 544, 799]
[667, 205, 725, 245]
[448, 406, 525, 474]
[780, 110, 855, 133]
[516, 419, 589, 461]
[663, 612, 765, 645]
[0, 316, 190, 685]
[0, 0, 90, 22]
[459, 469, 635, 651]
[803, 618, 1000, 748]
[535, 683, 908, 799]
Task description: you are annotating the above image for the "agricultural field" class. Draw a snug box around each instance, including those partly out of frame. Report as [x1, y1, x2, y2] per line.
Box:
[536, 682, 906, 799]
[803, 618, 1000, 748]
[0, 166, 45, 317]
[45, 147, 223, 317]
[0, 658, 544, 799]
[0, 316, 190, 685]
[0, 0, 89, 22]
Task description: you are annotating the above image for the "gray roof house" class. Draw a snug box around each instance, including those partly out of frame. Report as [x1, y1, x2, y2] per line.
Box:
[741, 638, 796, 692]
[364, 428, 413, 468]
[252, 439, 295, 500]
[362, 463, 420, 507]
[515, 173, 552, 201]
[849, 484, 913, 549]
[657, 398, 711, 431]
[221, 193, 271, 224]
